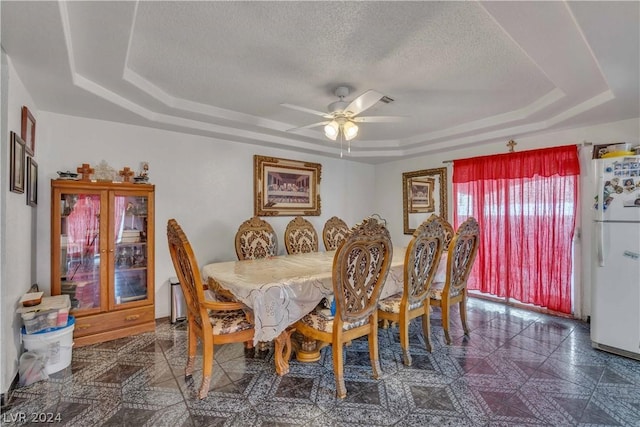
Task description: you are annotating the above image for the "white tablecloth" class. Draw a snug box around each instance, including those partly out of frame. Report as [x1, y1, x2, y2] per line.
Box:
[202, 248, 405, 344]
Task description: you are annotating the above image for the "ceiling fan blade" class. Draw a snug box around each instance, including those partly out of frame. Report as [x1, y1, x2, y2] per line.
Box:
[281, 103, 332, 118]
[287, 121, 330, 131]
[344, 90, 384, 116]
[352, 116, 406, 123]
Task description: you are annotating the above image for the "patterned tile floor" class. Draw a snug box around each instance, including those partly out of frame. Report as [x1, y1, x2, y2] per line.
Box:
[2, 298, 640, 426]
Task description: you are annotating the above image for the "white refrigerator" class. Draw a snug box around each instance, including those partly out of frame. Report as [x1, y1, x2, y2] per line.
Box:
[591, 154, 640, 359]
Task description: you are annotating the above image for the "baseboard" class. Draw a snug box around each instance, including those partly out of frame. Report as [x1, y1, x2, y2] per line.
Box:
[468, 292, 577, 320]
[1, 373, 20, 407]
[592, 342, 640, 361]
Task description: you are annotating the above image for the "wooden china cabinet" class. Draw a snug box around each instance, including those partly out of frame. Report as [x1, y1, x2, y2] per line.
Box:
[51, 179, 155, 346]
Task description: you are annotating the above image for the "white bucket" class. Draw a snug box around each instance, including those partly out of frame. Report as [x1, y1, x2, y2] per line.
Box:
[21, 316, 75, 375]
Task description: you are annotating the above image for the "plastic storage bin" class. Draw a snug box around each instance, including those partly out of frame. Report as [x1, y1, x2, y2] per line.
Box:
[18, 295, 71, 334]
[21, 316, 75, 375]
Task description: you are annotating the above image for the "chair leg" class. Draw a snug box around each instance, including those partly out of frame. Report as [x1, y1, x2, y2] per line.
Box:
[460, 297, 469, 336]
[333, 341, 347, 399]
[198, 336, 214, 400]
[185, 321, 197, 377]
[368, 324, 381, 379]
[399, 315, 412, 366]
[422, 307, 433, 353]
[442, 302, 451, 345]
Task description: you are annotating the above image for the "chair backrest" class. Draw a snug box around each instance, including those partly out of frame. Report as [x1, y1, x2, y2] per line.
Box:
[235, 216, 278, 260]
[284, 216, 318, 254]
[333, 217, 393, 323]
[322, 216, 349, 251]
[441, 217, 454, 250]
[442, 217, 480, 297]
[166, 219, 209, 332]
[404, 214, 446, 305]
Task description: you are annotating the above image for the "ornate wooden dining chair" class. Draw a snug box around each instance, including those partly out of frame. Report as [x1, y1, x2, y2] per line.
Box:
[322, 216, 349, 251]
[294, 217, 393, 398]
[235, 216, 278, 260]
[377, 215, 446, 365]
[431, 217, 454, 284]
[428, 217, 480, 345]
[284, 216, 318, 254]
[167, 219, 254, 399]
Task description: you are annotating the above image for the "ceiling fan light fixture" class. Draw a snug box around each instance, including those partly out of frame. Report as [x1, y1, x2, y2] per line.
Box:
[324, 120, 339, 140]
[343, 120, 358, 140]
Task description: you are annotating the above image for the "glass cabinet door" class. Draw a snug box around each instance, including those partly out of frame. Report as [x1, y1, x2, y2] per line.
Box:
[59, 192, 103, 312]
[113, 194, 149, 306]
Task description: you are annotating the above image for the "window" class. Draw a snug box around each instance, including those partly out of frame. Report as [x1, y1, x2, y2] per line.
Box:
[453, 145, 580, 314]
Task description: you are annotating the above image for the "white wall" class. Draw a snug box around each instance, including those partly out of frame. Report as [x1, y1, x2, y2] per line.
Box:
[35, 112, 377, 322]
[374, 118, 640, 320]
[1, 55, 38, 395]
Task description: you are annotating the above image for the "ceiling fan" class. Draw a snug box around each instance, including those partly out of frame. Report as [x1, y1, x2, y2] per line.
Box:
[282, 86, 404, 143]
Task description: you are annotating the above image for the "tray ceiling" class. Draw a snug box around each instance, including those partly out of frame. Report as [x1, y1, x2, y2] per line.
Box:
[1, 1, 638, 163]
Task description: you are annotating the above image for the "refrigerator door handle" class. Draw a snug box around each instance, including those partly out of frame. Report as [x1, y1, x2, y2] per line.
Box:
[596, 221, 605, 267]
[596, 160, 605, 223]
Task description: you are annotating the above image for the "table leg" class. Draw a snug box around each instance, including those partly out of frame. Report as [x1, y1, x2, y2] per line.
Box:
[295, 334, 322, 362]
[274, 328, 294, 375]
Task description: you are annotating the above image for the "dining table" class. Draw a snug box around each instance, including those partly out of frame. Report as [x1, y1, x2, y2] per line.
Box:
[202, 247, 406, 375]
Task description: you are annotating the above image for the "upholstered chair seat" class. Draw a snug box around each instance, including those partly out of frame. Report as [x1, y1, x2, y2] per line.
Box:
[208, 310, 253, 335]
[298, 310, 368, 333]
[378, 293, 425, 313]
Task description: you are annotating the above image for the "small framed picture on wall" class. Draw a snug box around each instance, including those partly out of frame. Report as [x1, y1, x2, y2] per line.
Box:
[27, 157, 38, 206]
[21, 106, 36, 156]
[10, 131, 26, 194]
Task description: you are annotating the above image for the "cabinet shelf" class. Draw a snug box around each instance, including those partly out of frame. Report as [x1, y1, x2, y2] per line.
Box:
[116, 266, 148, 272]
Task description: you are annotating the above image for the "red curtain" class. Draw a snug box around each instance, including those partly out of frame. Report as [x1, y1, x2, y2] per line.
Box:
[453, 145, 580, 314]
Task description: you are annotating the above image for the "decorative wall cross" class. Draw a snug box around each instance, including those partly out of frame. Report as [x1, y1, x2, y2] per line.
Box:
[119, 167, 134, 182]
[77, 163, 94, 181]
[507, 139, 517, 153]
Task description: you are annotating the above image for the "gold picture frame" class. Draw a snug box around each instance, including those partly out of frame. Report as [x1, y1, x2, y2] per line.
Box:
[254, 155, 321, 216]
[403, 167, 447, 234]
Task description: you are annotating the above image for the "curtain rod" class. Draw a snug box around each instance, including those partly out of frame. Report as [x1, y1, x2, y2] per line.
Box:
[441, 141, 592, 164]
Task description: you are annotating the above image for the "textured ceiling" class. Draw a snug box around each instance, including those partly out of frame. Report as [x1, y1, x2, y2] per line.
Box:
[1, 1, 638, 163]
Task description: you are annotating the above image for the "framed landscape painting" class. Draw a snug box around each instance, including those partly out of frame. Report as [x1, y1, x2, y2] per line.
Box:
[254, 155, 321, 216]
